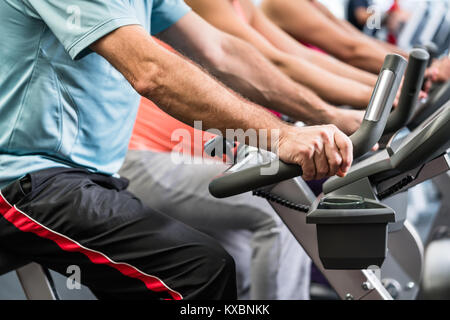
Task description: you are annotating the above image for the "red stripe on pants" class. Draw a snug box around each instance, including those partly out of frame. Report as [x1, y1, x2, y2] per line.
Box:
[0, 192, 182, 300]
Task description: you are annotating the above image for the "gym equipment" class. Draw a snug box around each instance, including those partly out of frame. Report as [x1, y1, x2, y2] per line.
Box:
[383, 48, 429, 135]
[398, 0, 450, 56]
[209, 54, 407, 197]
[397, 1, 429, 51]
[0, 249, 57, 300]
[408, 80, 450, 130]
[432, 9, 450, 55]
[207, 52, 450, 299]
[418, 2, 448, 50]
[420, 172, 450, 299]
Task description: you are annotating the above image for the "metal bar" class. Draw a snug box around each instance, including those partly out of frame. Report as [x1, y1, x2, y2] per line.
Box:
[16, 263, 56, 300]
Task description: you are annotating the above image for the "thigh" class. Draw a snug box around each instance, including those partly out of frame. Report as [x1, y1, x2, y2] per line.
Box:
[0, 167, 234, 299]
[119, 150, 282, 232]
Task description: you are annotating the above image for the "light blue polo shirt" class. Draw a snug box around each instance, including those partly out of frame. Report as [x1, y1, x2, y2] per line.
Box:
[0, 0, 191, 189]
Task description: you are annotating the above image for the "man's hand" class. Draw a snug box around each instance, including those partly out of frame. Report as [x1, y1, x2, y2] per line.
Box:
[277, 125, 353, 181]
[424, 57, 450, 91]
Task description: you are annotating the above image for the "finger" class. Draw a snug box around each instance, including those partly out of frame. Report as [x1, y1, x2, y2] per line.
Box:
[419, 90, 428, 100]
[337, 168, 346, 178]
[313, 149, 330, 180]
[432, 69, 439, 82]
[371, 143, 379, 152]
[300, 149, 316, 181]
[324, 141, 343, 176]
[424, 79, 432, 93]
[334, 130, 353, 175]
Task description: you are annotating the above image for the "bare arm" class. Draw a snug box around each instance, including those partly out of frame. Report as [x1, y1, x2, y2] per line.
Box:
[311, 0, 368, 34]
[157, 12, 354, 124]
[309, 0, 408, 58]
[261, 0, 390, 73]
[184, 0, 372, 108]
[246, 0, 377, 86]
[90, 23, 353, 179]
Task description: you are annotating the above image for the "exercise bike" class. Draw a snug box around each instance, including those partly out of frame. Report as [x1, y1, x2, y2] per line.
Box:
[206, 52, 450, 300]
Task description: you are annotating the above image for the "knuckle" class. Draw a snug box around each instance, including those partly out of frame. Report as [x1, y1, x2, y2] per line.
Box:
[320, 130, 331, 143]
[300, 146, 314, 158]
[327, 124, 338, 131]
[329, 159, 338, 170]
[313, 139, 322, 150]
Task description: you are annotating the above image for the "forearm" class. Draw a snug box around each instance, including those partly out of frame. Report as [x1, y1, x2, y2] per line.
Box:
[92, 25, 287, 149]
[375, 39, 408, 57]
[249, 8, 377, 87]
[263, 0, 385, 73]
[340, 40, 388, 73]
[274, 53, 372, 107]
[306, 51, 377, 86]
[193, 35, 335, 124]
[336, 17, 408, 58]
[140, 43, 289, 148]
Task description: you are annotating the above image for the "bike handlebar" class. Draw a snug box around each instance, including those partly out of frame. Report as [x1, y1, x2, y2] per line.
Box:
[208, 54, 407, 198]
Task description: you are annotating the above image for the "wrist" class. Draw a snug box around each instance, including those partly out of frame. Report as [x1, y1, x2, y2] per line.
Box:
[269, 123, 292, 153]
[316, 103, 339, 125]
[322, 106, 341, 126]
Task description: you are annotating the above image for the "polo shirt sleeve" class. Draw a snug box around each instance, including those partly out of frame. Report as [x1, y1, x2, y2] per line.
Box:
[150, 0, 191, 35]
[24, 0, 141, 60]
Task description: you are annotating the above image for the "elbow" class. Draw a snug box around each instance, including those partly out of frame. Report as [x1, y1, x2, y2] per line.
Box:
[336, 42, 362, 63]
[134, 79, 154, 98]
[199, 34, 228, 71]
[133, 64, 161, 98]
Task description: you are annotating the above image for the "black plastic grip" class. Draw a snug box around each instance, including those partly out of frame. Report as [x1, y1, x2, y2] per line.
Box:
[408, 80, 450, 130]
[208, 161, 302, 198]
[352, 54, 406, 158]
[383, 49, 429, 134]
[208, 55, 407, 198]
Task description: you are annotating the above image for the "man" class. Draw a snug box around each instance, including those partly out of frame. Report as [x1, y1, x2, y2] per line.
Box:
[0, 0, 352, 299]
[184, 0, 377, 108]
[260, 0, 408, 73]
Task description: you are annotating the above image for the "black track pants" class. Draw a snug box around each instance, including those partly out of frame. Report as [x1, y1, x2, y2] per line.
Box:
[0, 167, 237, 300]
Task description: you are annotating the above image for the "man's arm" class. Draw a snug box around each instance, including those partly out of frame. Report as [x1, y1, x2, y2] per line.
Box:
[245, 0, 377, 87]
[183, 0, 373, 108]
[309, 0, 408, 58]
[157, 12, 364, 131]
[261, 0, 392, 73]
[90, 23, 353, 180]
[311, 0, 369, 35]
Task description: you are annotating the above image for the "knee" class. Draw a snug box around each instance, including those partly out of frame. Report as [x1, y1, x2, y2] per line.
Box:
[188, 240, 237, 299]
[202, 241, 236, 280]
